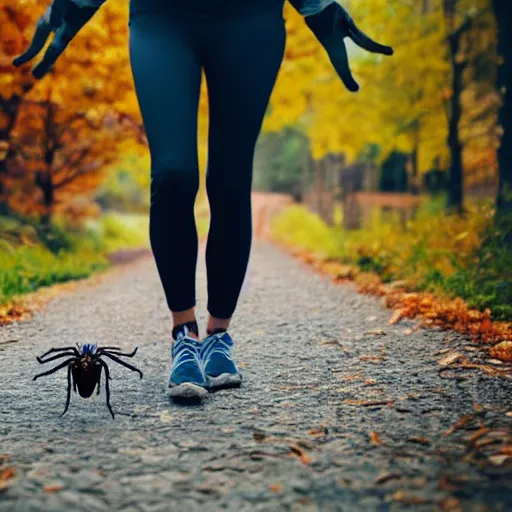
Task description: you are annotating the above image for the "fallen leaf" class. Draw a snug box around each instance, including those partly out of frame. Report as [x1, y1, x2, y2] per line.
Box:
[489, 341, 512, 363]
[488, 454, 511, 466]
[388, 309, 403, 325]
[44, 483, 65, 493]
[359, 355, 384, 363]
[289, 443, 312, 464]
[308, 428, 328, 437]
[344, 399, 393, 407]
[375, 472, 401, 484]
[474, 430, 509, 447]
[390, 491, 431, 505]
[278, 385, 309, 391]
[408, 437, 430, 446]
[500, 446, 512, 455]
[268, 484, 281, 492]
[0, 467, 15, 483]
[444, 415, 474, 436]
[475, 438, 501, 449]
[318, 340, 350, 351]
[439, 497, 463, 512]
[365, 329, 386, 336]
[465, 428, 490, 444]
[458, 360, 508, 377]
[342, 374, 363, 382]
[439, 352, 463, 367]
[369, 432, 382, 446]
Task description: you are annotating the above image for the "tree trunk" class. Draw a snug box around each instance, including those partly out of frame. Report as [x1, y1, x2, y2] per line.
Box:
[493, 0, 512, 219]
[409, 133, 421, 195]
[323, 154, 335, 226]
[0, 96, 23, 214]
[35, 171, 54, 227]
[314, 157, 323, 217]
[444, 0, 467, 213]
[0, 80, 35, 214]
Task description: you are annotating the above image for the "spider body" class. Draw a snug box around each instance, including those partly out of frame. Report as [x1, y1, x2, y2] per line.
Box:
[73, 344, 102, 398]
[33, 343, 143, 418]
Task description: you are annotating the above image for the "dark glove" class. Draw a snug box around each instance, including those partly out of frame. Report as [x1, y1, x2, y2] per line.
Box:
[302, 2, 393, 92]
[12, 0, 101, 79]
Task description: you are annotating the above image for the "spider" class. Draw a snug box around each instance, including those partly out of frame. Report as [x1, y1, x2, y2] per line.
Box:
[33, 343, 143, 419]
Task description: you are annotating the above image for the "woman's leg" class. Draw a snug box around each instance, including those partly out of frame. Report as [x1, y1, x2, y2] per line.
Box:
[202, 5, 286, 332]
[129, 11, 202, 337]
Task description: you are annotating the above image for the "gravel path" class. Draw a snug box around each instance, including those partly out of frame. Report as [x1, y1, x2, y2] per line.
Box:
[1, 241, 511, 511]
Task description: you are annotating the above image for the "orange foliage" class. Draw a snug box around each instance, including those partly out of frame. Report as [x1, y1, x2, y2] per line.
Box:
[1, 0, 142, 222]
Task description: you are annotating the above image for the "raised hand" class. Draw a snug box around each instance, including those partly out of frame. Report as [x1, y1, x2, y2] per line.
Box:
[12, 0, 102, 79]
[303, 2, 393, 92]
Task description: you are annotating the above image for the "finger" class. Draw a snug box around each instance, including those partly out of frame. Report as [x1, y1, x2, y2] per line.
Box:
[31, 26, 72, 79]
[12, 9, 53, 67]
[343, 17, 393, 56]
[327, 39, 359, 92]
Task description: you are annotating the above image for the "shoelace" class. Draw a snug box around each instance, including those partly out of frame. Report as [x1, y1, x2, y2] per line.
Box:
[172, 330, 202, 372]
[202, 333, 235, 362]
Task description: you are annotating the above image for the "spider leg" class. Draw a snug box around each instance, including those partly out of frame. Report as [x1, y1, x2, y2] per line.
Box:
[99, 353, 143, 379]
[97, 372, 101, 395]
[97, 347, 138, 358]
[38, 346, 80, 359]
[60, 365, 72, 417]
[37, 352, 76, 364]
[98, 360, 114, 419]
[33, 358, 75, 381]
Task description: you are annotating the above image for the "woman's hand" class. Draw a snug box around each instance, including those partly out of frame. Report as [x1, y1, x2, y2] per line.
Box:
[303, 2, 394, 92]
[12, 0, 100, 79]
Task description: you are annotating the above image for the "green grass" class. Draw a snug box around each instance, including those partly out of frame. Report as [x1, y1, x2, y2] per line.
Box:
[0, 202, 214, 307]
[0, 245, 109, 305]
[271, 199, 512, 320]
[0, 213, 150, 306]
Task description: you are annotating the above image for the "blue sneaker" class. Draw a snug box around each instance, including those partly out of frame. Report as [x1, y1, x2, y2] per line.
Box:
[200, 331, 242, 389]
[168, 327, 208, 400]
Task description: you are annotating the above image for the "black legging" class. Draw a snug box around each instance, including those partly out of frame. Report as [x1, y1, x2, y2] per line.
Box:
[128, 2, 286, 318]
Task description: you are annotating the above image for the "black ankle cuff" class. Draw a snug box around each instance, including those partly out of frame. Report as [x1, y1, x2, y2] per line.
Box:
[172, 320, 199, 340]
[206, 327, 227, 336]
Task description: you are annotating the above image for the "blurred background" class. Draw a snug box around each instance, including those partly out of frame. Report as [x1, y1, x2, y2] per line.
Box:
[0, 0, 510, 322]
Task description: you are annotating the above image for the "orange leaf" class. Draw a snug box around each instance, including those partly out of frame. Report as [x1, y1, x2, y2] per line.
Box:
[289, 444, 312, 465]
[369, 432, 382, 446]
[489, 341, 512, 363]
[388, 309, 403, 325]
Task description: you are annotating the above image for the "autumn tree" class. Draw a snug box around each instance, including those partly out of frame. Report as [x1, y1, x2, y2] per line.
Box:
[1, 0, 143, 225]
[7, 89, 133, 225]
[0, 0, 40, 212]
[493, 0, 512, 219]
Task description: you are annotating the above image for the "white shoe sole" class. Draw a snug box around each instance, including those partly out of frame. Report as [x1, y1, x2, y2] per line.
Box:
[168, 382, 208, 399]
[207, 373, 242, 389]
